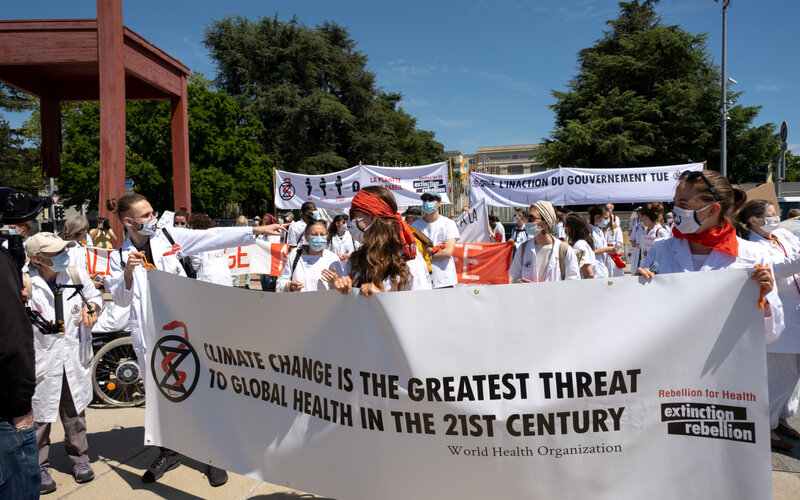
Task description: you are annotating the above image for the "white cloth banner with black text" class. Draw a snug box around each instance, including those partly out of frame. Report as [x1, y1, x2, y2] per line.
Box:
[275, 162, 450, 209]
[469, 162, 704, 207]
[144, 269, 770, 500]
[454, 197, 492, 243]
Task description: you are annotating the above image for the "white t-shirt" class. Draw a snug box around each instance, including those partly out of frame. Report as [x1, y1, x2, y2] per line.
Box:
[328, 231, 355, 257]
[286, 220, 307, 246]
[340, 253, 432, 291]
[412, 216, 460, 288]
[553, 222, 566, 241]
[277, 248, 341, 292]
[191, 249, 232, 287]
[573, 239, 596, 279]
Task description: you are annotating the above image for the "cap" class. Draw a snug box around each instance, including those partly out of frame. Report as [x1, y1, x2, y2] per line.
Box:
[24, 232, 76, 256]
[421, 190, 442, 201]
[403, 206, 423, 217]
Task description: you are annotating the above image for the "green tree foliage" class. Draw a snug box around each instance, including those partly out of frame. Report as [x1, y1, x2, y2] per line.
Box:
[0, 84, 42, 192]
[204, 16, 443, 174]
[59, 74, 273, 217]
[540, 0, 778, 182]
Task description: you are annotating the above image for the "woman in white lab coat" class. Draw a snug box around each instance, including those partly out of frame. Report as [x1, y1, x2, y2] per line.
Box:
[637, 170, 783, 343]
[25, 232, 103, 490]
[278, 220, 342, 292]
[326, 215, 355, 261]
[736, 199, 800, 448]
[604, 214, 625, 277]
[508, 201, 580, 282]
[638, 202, 670, 260]
[564, 214, 596, 279]
[587, 205, 614, 279]
[106, 193, 284, 486]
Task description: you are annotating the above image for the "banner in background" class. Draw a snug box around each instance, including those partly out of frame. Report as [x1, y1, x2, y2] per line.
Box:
[144, 269, 770, 500]
[454, 197, 492, 243]
[226, 242, 288, 276]
[470, 162, 704, 207]
[453, 241, 513, 284]
[85, 247, 113, 276]
[275, 162, 450, 209]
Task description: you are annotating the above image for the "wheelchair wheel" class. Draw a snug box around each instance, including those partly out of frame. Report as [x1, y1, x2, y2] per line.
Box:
[91, 336, 145, 407]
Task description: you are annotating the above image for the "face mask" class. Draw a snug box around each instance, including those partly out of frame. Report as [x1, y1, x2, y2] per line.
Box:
[309, 235, 327, 251]
[761, 216, 781, 233]
[524, 222, 540, 237]
[8, 228, 18, 235]
[348, 217, 371, 244]
[131, 218, 158, 236]
[422, 201, 437, 214]
[46, 252, 70, 272]
[672, 205, 712, 234]
[666, 218, 674, 225]
[311, 210, 322, 221]
[597, 218, 610, 228]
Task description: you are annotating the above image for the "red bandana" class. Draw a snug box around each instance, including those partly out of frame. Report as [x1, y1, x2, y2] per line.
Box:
[350, 190, 417, 259]
[672, 221, 739, 257]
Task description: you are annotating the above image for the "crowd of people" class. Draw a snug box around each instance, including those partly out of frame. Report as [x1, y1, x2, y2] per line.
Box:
[4, 170, 800, 497]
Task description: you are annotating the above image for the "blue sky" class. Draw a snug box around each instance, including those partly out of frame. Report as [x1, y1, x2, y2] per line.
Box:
[4, 0, 799, 161]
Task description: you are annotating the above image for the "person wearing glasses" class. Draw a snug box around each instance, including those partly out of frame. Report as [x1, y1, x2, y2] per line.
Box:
[173, 209, 188, 227]
[509, 201, 580, 283]
[636, 169, 783, 338]
[736, 199, 800, 449]
[105, 193, 285, 487]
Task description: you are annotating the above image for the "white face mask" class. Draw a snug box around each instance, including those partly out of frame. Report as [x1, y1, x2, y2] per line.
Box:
[132, 218, 158, 236]
[760, 216, 781, 233]
[348, 217, 372, 244]
[672, 205, 712, 234]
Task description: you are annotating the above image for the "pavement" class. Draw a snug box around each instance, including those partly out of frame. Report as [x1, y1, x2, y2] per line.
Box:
[37, 400, 800, 499]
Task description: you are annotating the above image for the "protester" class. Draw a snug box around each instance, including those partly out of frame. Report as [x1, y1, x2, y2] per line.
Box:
[25, 233, 102, 494]
[187, 213, 232, 287]
[553, 209, 567, 242]
[60, 215, 92, 282]
[564, 213, 596, 279]
[325, 186, 432, 295]
[604, 212, 625, 277]
[106, 193, 284, 487]
[256, 214, 282, 292]
[173, 209, 188, 227]
[636, 170, 783, 342]
[278, 220, 341, 292]
[488, 214, 504, 242]
[638, 202, 669, 260]
[736, 199, 800, 449]
[509, 201, 580, 282]
[411, 190, 459, 288]
[628, 207, 644, 271]
[327, 214, 354, 261]
[0, 240, 41, 498]
[402, 206, 422, 226]
[664, 212, 675, 233]
[605, 203, 621, 228]
[9, 220, 33, 241]
[231, 215, 251, 289]
[789, 209, 800, 219]
[89, 217, 116, 249]
[587, 205, 613, 279]
[286, 202, 316, 248]
[508, 208, 529, 247]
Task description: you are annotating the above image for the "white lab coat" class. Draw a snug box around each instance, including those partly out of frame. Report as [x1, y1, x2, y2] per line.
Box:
[190, 249, 232, 287]
[643, 236, 785, 343]
[640, 224, 670, 259]
[277, 248, 342, 292]
[28, 266, 102, 422]
[751, 229, 800, 353]
[327, 231, 355, 257]
[509, 239, 580, 282]
[589, 224, 609, 279]
[605, 225, 625, 277]
[108, 226, 255, 368]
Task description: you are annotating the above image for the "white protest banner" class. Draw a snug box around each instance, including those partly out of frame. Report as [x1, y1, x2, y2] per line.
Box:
[84, 247, 113, 276]
[470, 162, 704, 207]
[361, 161, 450, 205]
[454, 197, 492, 243]
[225, 242, 288, 276]
[275, 162, 451, 209]
[144, 269, 770, 500]
[275, 166, 361, 210]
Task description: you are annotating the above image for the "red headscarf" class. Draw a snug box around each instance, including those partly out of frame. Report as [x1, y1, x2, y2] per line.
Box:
[672, 221, 739, 257]
[350, 190, 417, 259]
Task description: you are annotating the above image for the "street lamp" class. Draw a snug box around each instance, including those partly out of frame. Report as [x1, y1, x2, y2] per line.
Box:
[715, 0, 732, 177]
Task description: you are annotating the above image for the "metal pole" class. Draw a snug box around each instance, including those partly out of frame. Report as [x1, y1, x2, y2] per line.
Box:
[720, 0, 729, 178]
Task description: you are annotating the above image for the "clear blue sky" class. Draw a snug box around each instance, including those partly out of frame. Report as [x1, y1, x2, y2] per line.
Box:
[4, 0, 799, 161]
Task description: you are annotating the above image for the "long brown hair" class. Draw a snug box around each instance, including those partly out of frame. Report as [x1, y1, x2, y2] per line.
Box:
[348, 186, 411, 291]
[564, 214, 595, 251]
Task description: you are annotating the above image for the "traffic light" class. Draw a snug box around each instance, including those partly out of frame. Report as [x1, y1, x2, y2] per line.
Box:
[53, 204, 65, 220]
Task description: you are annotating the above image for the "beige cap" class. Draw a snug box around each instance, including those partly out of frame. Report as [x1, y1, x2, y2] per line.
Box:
[24, 232, 76, 256]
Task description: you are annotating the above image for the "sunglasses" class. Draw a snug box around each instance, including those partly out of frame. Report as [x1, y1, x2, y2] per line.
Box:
[174, 221, 187, 226]
[679, 170, 719, 202]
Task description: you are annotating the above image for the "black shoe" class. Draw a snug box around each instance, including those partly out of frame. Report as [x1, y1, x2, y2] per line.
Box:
[142, 449, 180, 483]
[206, 465, 228, 487]
[40, 466, 57, 494]
[72, 462, 95, 483]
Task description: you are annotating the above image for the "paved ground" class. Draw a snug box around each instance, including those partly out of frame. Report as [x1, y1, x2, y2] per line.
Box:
[37, 400, 800, 499]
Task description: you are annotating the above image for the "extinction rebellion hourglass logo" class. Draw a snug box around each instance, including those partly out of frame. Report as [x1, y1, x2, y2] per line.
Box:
[151, 321, 200, 403]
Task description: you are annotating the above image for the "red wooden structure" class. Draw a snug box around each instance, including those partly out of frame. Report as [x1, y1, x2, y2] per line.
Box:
[0, 0, 190, 245]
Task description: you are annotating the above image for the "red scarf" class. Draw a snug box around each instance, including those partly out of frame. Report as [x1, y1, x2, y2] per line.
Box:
[350, 190, 417, 259]
[672, 221, 738, 257]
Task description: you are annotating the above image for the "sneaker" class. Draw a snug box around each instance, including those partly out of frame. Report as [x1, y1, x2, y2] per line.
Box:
[40, 466, 57, 494]
[206, 465, 228, 487]
[141, 449, 180, 483]
[73, 462, 95, 483]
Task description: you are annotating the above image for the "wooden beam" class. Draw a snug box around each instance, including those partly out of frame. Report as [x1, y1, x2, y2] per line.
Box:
[171, 73, 191, 212]
[0, 31, 97, 64]
[124, 43, 182, 96]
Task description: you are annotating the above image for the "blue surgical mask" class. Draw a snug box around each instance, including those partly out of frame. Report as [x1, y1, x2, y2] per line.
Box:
[524, 222, 541, 237]
[47, 252, 70, 272]
[309, 235, 327, 252]
[8, 228, 18, 235]
[422, 201, 437, 214]
[598, 218, 610, 228]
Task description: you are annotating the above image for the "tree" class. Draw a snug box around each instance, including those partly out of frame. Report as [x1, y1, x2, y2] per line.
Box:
[540, 0, 777, 182]
[58, 74, 275, 217]
[203, 16, 443, 174]
[0, 84, 42, 193]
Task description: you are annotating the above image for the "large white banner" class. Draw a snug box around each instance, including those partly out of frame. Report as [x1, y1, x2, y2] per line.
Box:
[275, 162, 450, 209]
[454, 197, 492, 243]
[470, 162, 704, 207]
[225, 242, 288, 276]
[144, 269, 770, 499]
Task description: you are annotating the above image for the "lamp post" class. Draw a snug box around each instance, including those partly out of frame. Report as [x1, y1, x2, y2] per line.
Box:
[715, 0, 731, 177]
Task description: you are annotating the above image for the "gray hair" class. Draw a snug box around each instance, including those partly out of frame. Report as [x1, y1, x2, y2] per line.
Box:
[61, 215, 90, 241]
